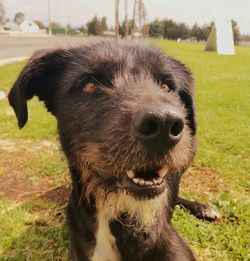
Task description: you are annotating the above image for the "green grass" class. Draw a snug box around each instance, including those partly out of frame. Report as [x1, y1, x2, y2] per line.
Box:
[0, 40, 249, 260]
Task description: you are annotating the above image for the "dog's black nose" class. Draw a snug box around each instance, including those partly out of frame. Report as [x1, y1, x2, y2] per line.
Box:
[133, 105, 184, 148]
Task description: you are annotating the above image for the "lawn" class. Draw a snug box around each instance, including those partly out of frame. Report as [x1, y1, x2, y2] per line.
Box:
[0, 40, 249, 260]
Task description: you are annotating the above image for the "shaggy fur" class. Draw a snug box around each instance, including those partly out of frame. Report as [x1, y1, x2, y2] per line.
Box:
[8, 40, 198, 260]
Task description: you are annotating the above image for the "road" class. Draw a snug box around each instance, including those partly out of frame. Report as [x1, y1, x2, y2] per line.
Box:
[0, 35, 87, 60]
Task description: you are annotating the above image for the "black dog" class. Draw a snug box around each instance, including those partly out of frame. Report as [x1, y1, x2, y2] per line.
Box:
[9, 40, 202, 260]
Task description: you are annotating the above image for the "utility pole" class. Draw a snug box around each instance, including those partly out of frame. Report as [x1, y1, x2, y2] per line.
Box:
[138, 0, 142, 34]
[132, 0, 136, 38]
[115, 0, 119, 42]
[132, 0, 147, 39]
[47, 0, 52, 35]
[141, 2, 147, 37]
[125, 0, 128, 40]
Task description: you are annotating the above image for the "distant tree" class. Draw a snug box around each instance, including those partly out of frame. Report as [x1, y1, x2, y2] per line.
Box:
[0, 2, 5, 24]
[162, 19, 175, 39]
[33, 20, 46, 30]
[162, 19, 189, 40]
[190, 23, 200, 39]
[87, 16, 103, 35]
[174, 22, 189, 39]
[119, 19, 133, 37]
[100, 17, 108, 31]
[66, 24, 78, 35]
[148, 19, 164, 38]
[148, 18, 240, 42]
[231, 19, 240, 45]
[51, 22, 65, 34]
[79, 25, 87, 34]
[201, 23, 213, 40]
[14, 12, 25, 25]
[51, 21, 63, 29]
[190, 23, 212, 41]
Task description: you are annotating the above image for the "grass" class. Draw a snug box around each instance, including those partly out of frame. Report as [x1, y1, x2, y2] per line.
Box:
[0, 40, 249, 260]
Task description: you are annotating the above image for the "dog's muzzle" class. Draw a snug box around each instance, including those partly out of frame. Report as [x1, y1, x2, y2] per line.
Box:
[120, 104, 184, 199]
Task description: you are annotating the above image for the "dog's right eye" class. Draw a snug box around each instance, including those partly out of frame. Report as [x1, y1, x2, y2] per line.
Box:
[82, 82, 99, 93]
[160, 84, 172, 93]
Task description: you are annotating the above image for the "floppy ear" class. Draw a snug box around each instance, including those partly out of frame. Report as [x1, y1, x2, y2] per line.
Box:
[8, 49, 65, 128]
[167, 58, 196, 135]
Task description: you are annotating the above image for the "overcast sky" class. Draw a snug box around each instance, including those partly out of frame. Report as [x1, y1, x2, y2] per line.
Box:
[3, 0, 250, 34]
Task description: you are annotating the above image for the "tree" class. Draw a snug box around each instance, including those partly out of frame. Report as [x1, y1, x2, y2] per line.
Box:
[162, 19, 175, 39]
[87, 16, 103, 36]
[174, 22, 189, 39]
[14, 12, 25, 25]
[100, 17, 108, 31]
[119, 19, 133, 38]
[51, 22, 65, 34]
[148, 19, 164, 38]
[33, 20, 46, 30]
[0, 2, 5, 24]
[190, 23, 212, 41]
[232, 19, 240, 45]
[79, 25, 87, 34]
[51, 21, 63, 29]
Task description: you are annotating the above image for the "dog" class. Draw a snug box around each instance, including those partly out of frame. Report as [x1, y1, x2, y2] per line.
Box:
[9, 40, 202, 260]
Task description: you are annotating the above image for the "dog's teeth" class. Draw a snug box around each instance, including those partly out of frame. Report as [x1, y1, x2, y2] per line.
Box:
[152, 177, 163, 185]
[132, 178, 139, 184]
[127, 170, 135, 179]
[138, 178, 145, 186]
[158, 166, 168, 178]
[153, 179, 158, 185]
[158, 177, 163, 184]
[155, 179, 160, 185]
[145, 180, 153, 186]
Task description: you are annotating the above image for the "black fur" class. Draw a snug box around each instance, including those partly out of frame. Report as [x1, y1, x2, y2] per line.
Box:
[8, 40, 201, 260]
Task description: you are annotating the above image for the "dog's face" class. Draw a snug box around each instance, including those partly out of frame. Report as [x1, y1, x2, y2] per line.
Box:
[8, 41, 196, 204]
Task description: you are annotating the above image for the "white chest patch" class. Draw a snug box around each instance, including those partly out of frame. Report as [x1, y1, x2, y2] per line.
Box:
[91, 209, 120, 261]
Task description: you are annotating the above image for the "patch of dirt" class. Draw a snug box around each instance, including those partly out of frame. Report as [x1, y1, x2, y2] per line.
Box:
[0, 170, 69, 202]
[0, 139, 59, 153]
[181, 165, 226, 200]
[0, 143, 68, 204]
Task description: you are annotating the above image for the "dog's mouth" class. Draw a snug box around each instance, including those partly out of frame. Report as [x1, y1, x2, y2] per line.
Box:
[122, 166, 168, 199]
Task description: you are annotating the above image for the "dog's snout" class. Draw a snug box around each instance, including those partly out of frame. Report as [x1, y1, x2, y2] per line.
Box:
[133, 105, 184, 148]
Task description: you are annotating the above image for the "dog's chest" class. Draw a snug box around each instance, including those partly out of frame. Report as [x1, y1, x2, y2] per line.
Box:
[91, 209, 120, 261]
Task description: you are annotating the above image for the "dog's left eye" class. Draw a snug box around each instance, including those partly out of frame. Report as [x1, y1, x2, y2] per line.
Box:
[82, 82, 99, 93]
[160, 84, 171, 93]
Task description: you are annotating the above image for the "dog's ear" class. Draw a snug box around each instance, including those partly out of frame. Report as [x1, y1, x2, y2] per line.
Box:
[8, 49, 65, 128]
[168, 58, 196, 135]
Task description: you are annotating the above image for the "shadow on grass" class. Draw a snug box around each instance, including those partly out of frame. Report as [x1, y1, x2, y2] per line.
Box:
[1, 185, 71, 260]
[2, 222, 69, 260]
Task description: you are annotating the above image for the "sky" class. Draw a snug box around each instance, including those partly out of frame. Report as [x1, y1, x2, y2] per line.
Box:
[3, 0, 250, 34]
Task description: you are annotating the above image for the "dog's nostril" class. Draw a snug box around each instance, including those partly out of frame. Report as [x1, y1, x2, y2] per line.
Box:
[170, 120, 184, 137]
[133, 112, 160, 138]
[140, 119, 159, 136]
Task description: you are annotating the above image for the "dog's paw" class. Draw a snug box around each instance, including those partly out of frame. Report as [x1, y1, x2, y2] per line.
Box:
[177, 197, 222, 221]
[196, 204, 222, 221]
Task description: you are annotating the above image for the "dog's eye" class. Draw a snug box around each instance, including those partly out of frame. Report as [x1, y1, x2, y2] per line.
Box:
[160, 84, 171, 93]
[82, 82, 99, 93]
